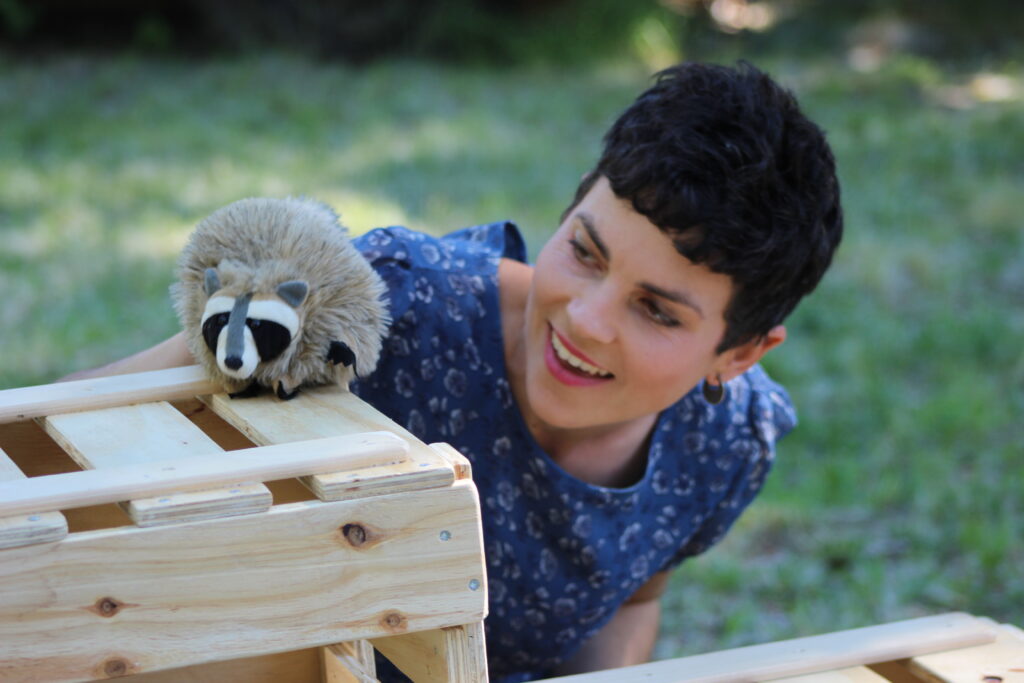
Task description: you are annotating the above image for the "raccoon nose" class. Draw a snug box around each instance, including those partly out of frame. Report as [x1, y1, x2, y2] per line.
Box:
[224, 356, 243, 370]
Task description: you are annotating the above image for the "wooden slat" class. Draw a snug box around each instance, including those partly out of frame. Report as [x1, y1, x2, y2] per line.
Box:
[206, 383, 456, 500]
[906, 625, 1024, 683]
[767, 665, 890, 682]
[111, 647, 324, 683]
[0, 365, 220, 424]
[540, 613, 996, 683]
[373, 621, 488, 683]
[0, 480, 486, 682]
[0, 446, 68, 549]
[0, 432, 407, 519]
[430, 442, 473, 481]
[42, 403, 272, 527]
[322, 641, 379, 683]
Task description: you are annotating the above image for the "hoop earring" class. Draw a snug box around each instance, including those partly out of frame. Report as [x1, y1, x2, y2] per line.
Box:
[702, 376, 725, 405]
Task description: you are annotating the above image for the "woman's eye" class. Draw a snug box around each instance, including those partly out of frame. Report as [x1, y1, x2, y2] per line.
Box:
[642, 299, 679, 327]
[568, 238, 594, 263]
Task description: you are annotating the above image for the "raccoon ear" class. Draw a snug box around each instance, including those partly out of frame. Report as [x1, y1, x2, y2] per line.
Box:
[277, 280, 309, 308]
[204, 268, 221, 296]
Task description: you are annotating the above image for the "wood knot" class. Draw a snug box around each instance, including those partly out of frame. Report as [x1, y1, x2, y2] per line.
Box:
[102, 658, 130, 677]
[90, 597, 126, 618]
[341, 523, 367, 547]
[380, 611, 407, 633]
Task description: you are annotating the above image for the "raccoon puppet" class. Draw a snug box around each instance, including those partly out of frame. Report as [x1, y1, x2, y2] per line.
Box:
[171, 197, 390, 400]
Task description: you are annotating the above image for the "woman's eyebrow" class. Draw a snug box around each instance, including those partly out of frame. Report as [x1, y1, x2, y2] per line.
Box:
[576, 212, 610, 261]
[639, 282, 705, 319]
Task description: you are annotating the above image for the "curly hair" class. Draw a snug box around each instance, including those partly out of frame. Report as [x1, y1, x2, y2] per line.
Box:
[566, 61, 843, 353]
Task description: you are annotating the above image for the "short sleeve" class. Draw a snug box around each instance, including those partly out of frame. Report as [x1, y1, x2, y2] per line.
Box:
[353, 221, 526, 327]
[662, 366, 796, 568]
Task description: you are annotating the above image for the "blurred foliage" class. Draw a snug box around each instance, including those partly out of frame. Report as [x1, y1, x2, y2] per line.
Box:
[2, 0, 1023, 65]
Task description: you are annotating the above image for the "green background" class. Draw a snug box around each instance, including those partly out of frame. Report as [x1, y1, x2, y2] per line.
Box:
[2, 0, 1022, 659]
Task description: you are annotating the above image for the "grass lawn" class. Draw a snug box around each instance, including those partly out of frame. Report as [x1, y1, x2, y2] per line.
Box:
[1, 48, 1021, 657]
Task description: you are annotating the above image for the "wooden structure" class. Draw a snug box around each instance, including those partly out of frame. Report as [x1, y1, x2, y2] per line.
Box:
[540, 611, 1024, 682]
[2, 368, 1021, 683]
[0, 366, 488, 682]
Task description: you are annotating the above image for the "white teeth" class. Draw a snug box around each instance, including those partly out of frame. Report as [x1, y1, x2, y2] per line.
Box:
[551, 331, 611, 377]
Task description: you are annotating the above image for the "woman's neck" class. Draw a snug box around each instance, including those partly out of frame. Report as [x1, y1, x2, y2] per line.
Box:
[526, 412, 657, 488]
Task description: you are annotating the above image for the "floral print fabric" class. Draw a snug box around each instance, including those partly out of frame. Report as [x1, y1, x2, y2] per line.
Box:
[352, 221, 797, 682]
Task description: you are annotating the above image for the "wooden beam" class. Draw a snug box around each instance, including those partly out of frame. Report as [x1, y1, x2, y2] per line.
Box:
[124, 647, 324, 683]
[0, 432, 407, 518]
[0, 480, 486, 681]
[372, 621, 487, 683]
[540, 613, 996, 683]
[322, 641, 379, 683]
[0, 446, 67, 549]
[767, 665, 890, 682]
[0, 365, 220, 424]
[42, 402, 272, 527]
[906, 622, 1024, 683]
[205, 384, 456, 501]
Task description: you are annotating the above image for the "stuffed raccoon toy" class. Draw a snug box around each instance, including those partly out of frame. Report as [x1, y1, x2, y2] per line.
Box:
[171, 197, 390, 400]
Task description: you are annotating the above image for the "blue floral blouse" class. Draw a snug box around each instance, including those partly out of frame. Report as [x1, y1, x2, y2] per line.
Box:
[351, 221, 797, 682]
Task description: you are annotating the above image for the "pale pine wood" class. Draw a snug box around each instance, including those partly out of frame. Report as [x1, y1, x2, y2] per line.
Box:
[322, 641, 379, 683]
[429, 442, 473, 480]
[766, 666, 890, 682]
[372, 621, 488, 683]
[0, 432, 407, 519]
[539, 613, 996, 683]
[0, 365, 220, 424]
[127, 647, 323, 682]
[0, 419, 129, 533]
[0, 446, 68, 549]
[906, 624, 1024, 683]
[0, 480, 486, 682]
[42, 402, 272, 527]
[205, 383, 456, 500]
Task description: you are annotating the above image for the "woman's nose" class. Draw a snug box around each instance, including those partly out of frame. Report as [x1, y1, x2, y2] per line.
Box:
[566, 284, 617, 345]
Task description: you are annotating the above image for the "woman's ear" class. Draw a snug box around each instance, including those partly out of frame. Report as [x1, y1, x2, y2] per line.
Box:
[713, 324, 787, 384]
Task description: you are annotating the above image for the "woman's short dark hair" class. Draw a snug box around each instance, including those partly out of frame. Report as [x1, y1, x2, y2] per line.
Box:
[566, 61, 843, 353]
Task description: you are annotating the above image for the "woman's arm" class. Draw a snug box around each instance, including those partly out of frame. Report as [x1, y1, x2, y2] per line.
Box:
[552, 570, 671, 675]
[58, 332, 194, 382]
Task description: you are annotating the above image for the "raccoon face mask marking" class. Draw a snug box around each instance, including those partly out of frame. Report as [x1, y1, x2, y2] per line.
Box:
[201, 294, 301, 380]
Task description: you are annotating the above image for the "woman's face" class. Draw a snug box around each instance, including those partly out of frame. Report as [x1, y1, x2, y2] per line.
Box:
[520, 176, 738, 432]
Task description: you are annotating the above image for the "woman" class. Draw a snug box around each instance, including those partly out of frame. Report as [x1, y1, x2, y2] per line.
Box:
[66, 62, 842, 681]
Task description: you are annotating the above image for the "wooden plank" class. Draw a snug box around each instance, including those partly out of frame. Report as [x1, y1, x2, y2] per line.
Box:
[0, 365, 220, 424]
[43, 402, 272, 527]
[373, 621, 488, 683]
[430, 442, 473, 481]
[767, 665, 890, 682]
[540, 613, 996, 683]
[128, 647, 323, 683]
[0, 480, 486, 682]
[906, 626, 1024, 683]
[0, 445, 68, 549]
[322, 641, 379, 683]
[0, 432, 407, 518]
[0, 418, 132, 532]
[205, 383, 456, 500]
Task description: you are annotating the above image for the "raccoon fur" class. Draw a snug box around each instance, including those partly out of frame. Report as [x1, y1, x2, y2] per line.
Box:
[171, 197, 390, 400]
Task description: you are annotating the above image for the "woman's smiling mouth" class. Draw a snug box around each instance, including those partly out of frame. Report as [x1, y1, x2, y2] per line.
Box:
[545, 325, 614, 386]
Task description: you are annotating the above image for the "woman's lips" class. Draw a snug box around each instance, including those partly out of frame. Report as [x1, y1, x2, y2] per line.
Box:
[544, 325, 613, 387]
